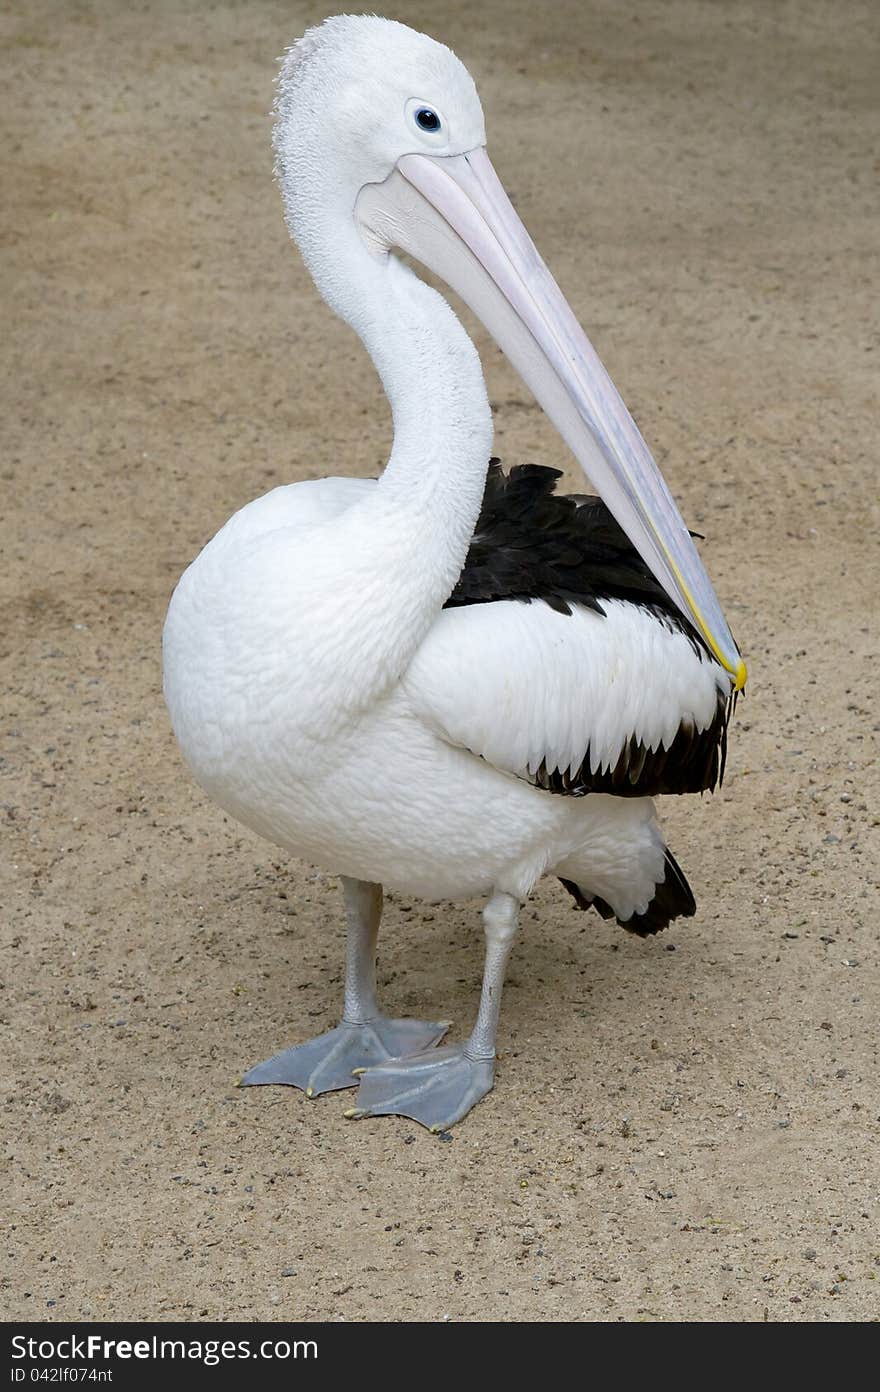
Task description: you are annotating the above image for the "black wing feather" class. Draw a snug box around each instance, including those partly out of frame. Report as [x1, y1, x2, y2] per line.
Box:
[447, 459, 705, 653]
[445, 459, 735, 798]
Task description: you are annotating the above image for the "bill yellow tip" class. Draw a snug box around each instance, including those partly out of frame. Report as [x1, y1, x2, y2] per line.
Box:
[664, 558, 746, 693]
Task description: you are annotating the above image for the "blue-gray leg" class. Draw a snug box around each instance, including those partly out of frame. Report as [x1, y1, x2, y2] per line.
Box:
[241, 878, 449, 1095]
[346, 890, 520, 1130]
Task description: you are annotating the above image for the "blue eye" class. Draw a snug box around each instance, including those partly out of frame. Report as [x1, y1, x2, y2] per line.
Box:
[415, 107, 441, 132]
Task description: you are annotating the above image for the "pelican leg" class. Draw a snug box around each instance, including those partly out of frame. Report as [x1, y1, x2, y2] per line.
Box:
[241, 877, 449, 1096]
[347, 890, 519, 1130]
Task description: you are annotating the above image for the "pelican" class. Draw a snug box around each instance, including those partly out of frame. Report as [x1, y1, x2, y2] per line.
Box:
[163, 15, 746, 1131]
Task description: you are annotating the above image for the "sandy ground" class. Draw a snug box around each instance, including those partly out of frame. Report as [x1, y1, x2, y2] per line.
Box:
[3, 0, 878, 1324]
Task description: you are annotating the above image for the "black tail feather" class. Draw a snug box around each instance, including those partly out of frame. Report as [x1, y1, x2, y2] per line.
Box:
[560, 847, 696, 938]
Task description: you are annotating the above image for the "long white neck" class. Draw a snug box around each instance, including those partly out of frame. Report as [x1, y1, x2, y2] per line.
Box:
[286, 216, 493, 710]
[365, 253, 492, 534]
[311, 218, 492, 534]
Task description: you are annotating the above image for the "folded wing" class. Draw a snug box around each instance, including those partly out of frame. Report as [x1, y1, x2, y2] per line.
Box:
[404, 462, 734, 797]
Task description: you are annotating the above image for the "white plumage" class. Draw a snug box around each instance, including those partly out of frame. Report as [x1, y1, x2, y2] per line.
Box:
[406, 597, 726, 784]
[163, 16, 741, 1130]
[165, 476, 707, 910]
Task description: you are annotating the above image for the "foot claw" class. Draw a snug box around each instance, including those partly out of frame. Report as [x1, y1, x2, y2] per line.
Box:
[241, 1017, 449, 1096]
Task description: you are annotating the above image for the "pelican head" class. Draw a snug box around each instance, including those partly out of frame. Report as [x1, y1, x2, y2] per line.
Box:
[274, 15, 745, 688]
[275, 16, 484, 212]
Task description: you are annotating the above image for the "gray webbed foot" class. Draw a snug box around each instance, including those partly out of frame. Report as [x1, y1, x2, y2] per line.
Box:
[346, 1044, 495, 1130]
[241, 1017, 449, 1096]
